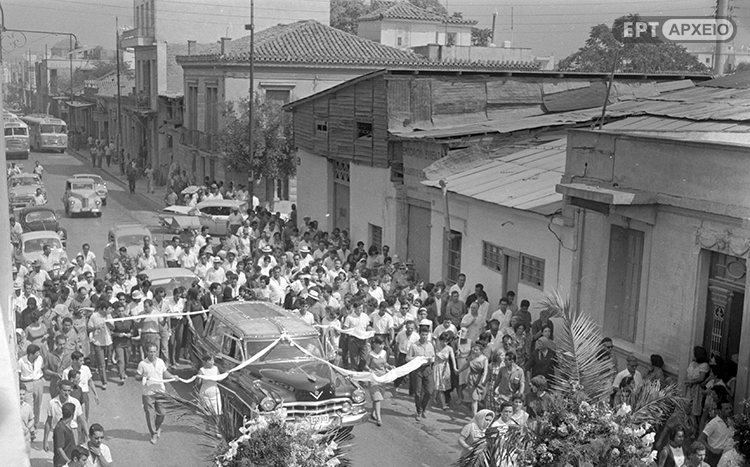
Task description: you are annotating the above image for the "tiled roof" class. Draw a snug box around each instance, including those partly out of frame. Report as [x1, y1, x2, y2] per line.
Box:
[166, 42, 220, 95]
[359, 2, 477, 25]
[176, 21, 539, 72]
[178, 20, 426, 66]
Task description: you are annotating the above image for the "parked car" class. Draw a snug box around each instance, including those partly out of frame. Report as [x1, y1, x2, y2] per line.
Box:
[158, 200, 248, 236]
[189, 301, 367, 436]
[108, 223, 154, 259]
[62, 177, 102, 217]
[18, 205, 67, 247]
[20, 231, 69, 278]
[9, 173, 45, 209]
[143, 267, 199, 292]
[73, 173, 108, 205]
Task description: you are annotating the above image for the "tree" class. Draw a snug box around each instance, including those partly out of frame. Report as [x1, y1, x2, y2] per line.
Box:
[218, 95, 296, 198]
[330, 0, 449, 35]
[471, 27, 492, 46]
[558, 14, 709, 74]
[330, 0, 369, 35]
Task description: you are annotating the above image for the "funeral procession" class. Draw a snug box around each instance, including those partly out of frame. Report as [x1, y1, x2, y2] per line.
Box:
[1, 0, 749, 466]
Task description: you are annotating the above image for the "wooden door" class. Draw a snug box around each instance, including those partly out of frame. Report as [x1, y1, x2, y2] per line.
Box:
[503, 251, 520, 297]
[603, 225, 644, 342]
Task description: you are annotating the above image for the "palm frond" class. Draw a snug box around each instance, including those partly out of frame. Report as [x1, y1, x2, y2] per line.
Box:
[627, 381, 685, 426]
[155, 390, 231, 457]
[453, 437, 489, 467]
[539, 288, 614, 404]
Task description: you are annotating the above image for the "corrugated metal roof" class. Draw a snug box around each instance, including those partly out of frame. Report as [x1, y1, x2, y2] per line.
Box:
[698, 70, 750, 89]
[421, 139, 568, 215]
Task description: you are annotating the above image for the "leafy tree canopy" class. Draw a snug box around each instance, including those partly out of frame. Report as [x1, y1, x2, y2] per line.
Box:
[471, 27, 492, 46]
[218, 96, 296, 181]
[558, 14, 709, 74]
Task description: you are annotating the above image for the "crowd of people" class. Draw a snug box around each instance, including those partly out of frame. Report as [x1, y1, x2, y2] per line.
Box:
[10, 173, 743, 465]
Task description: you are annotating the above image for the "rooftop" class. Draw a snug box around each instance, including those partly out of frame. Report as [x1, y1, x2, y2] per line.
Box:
[359, 2, 477, 25]
[166, 42, 220, 96]
[177, 20, 426, 67]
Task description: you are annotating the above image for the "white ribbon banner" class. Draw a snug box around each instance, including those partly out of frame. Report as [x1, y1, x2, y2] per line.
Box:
[105, 309, 208, 324]
[287, 338, 429, 384]
[314, 323, 375, 341]
[145, 334, 287, 384]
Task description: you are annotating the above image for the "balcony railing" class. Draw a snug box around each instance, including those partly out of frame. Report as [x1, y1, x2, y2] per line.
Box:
[181, 128, 218, 152]
[121, 27, 156, 48]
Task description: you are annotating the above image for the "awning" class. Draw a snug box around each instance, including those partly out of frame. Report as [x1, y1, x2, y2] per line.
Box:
[555, 183, 654, 205]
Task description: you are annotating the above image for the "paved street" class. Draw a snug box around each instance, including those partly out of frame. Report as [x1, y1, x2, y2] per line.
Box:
[26, 149, 464, 467]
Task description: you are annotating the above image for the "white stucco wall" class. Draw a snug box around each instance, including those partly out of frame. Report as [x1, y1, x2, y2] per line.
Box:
[360, 19, 473, 49]
[349, 164, 398, 253]
[427, 188, 574, 318]
[296, 148, 330, 228]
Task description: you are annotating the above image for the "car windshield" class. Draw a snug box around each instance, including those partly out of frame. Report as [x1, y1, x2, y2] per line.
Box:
[5, 127, 28, 136]
[77, 176, 103, 185]
[246, 337, 323, 362]
[12, 177, 38, 187]
[71, 183, 93, 190]
[25, 211, 56, 223]
[24, 237, 62, 252]
[41, 124, 66, 134]
[117, 234, 145, 247]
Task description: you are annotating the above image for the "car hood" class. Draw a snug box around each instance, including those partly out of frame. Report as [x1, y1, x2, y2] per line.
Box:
[24, 250, 67, 264]
[229, 359, 356, 402]
[69, 189, 99, 197]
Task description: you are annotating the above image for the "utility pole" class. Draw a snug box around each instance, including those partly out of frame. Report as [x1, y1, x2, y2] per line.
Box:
[0, 2, 36, 465]
[714, 0, 730, 76]
[439, 179, 451, 283]
[245, 0, 255, 202]
[116, 17, 123, 172]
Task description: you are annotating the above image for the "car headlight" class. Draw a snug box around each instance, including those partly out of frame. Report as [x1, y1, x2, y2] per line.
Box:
[351, 389, 365, 404]
[95, 200, 101, 205]
[57, 230, 66, 239]
[340, 401, 352, 413]
[259, 396, 277, 412]
[69, 200, 75, 205]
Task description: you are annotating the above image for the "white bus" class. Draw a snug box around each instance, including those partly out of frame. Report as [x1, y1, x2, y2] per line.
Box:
[3, 112, 30, 160]
[19, 114, 68, 152]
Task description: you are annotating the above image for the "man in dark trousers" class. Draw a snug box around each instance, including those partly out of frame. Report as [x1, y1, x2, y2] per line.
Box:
[50, 402, 76, 467]
[126, 161, 137, 194]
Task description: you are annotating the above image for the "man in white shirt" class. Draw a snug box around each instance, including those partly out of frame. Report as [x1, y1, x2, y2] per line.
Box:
[490, 298, 513, 331]
[180, 245, 199, 270]
[268, 266, 289, 306]
[370, 303, 394, 358]
[79, 243, 98, 271]
[448, 273, 470, 302]
[163, 237, 183, 268]
[612, 355, 644, 398]
[343, 300, 371, 371]
[298, 245, 313, 270]
[43, 379, 87, 447]
[70, 254, 94, 278]
[136, 344, 175, 445]
[86, 423, 113, 467]
[393, 321, 419, 394]
[18, 344, 45, 426]
[205, 257, 226, 284]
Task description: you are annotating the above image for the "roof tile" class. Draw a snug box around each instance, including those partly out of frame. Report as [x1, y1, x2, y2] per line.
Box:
[359, 2, 477, 25]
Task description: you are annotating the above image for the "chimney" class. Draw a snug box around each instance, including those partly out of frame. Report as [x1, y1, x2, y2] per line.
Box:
[220, 37, 232, 55]
[187, 40, 196, 56]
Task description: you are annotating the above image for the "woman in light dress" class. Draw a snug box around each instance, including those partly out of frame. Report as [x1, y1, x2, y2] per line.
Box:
[455, 329, 473, 404]
[198, 353, 222, 415]
[364, 336, 392, 426]
[433, 332, 458, 410]
[657, 425, 686, 467]
[459, 341, 488, 416]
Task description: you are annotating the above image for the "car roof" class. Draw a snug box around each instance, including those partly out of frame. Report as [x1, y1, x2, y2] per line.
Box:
[195, 200, 247, 209]
[144, 268, 196, 281]
[210, 302, 319, 340]
[68, 178, 94, 183]
[21, 231, 62, 241]
[110, 224, 152, 235]
[11, 173, 39, 179]
[20, 206, 56, 215]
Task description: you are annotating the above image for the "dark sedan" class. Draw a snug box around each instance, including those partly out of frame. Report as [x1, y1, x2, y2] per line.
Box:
[19, 206, 67, 247]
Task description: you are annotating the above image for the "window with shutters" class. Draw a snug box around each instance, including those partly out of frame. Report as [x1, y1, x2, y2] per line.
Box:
[520, 254, 545, 289]
[482, 241, 503, 273]
[604, 225, 644, 343]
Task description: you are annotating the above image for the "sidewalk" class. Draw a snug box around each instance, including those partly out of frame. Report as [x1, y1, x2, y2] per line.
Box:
[67, 148, 167, 210]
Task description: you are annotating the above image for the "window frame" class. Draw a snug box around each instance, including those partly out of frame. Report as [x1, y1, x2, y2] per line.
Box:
[482, 241, 503, 273]
[356, 121, 373, 140]
[519, 253, 545, 289]
[369, 224, 383, 251]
